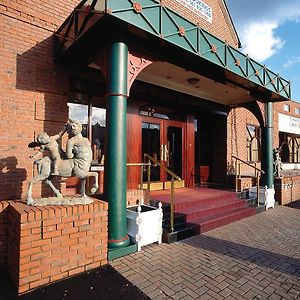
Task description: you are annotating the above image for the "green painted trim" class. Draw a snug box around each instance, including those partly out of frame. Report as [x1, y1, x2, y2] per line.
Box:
[108, 243, 138, 261]
[56, 0, 291, 100]
[107, 0, 291, 100]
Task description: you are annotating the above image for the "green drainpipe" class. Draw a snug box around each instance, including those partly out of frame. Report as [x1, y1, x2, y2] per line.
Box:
[105, 41, 130, 249]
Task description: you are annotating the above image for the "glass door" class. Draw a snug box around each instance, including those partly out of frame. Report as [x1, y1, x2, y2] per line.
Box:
[165, 124, 183, 180]
[142, 117, 184, 189]
[142, 121, 161, 182]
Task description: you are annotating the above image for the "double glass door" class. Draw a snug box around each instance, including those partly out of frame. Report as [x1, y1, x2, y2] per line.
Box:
[142, 117, 184, 188]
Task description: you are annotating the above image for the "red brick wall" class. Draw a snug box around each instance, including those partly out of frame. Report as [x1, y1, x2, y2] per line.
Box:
[163, 0, 239, 48]
[0, 1, 78, 200]
[227, 103, 280, 175]
[7, 199, 108, 294]
[275, 100, 300, 118]
[0, 201, 10, 266]
[227, 107, 262, 174]
[275, 176, 300, 205]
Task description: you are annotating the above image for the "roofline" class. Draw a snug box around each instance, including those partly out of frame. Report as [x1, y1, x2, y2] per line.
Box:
[221, 0, 242, 48]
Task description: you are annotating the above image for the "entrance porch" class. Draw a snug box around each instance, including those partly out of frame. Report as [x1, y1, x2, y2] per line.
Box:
[55, 0, 291, 255]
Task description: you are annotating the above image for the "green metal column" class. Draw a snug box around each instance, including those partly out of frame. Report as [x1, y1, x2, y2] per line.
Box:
[261, 102, 274, 188]
[105, 41, 130, 249]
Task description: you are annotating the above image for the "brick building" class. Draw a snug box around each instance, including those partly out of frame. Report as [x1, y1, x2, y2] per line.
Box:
[0, 0, 297, 294]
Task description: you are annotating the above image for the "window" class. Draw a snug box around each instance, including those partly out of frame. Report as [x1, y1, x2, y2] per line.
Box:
[279, 132, 300, 163]
[68, 99, 106, 164]
[295, 107, 300, 115]
[246, 124, 261, 162]
[283, 104, 290, 112]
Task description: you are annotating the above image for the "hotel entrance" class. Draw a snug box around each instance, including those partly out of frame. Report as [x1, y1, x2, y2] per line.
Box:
[141, 116, 185, 190]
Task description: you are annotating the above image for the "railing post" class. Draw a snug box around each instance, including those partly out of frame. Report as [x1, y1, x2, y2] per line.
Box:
[147, 158, 151, 191]
[235, 159, 238, 193]
[257, 174, 260, 207]
[170, 177, 174, 233]
[140, 164, 144, 189]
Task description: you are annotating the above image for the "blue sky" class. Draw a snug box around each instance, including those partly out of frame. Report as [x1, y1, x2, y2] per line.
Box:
[225, 0, 300, 102]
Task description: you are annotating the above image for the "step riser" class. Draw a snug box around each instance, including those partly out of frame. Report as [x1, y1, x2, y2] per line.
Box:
[191, 208, 256, 234]
[185, 201, 247, 222]
[173, 195, 238, 211]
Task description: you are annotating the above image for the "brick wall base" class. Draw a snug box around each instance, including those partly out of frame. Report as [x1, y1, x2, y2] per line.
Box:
[0, 201, 10, 266]
[275, 176, 300, 205]
[126, 189, 150, 207]
[5, 200, 108, 295]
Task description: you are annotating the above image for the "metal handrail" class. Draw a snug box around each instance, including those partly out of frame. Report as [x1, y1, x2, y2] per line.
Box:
[95, 159, 180, 232]
[232, 155, 264, 207]
[232, 156, 265, 174]
[144, 154, 181, 181]
[144, 153, 181, 232]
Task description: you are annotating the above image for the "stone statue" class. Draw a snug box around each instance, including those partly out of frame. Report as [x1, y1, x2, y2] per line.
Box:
[26, 120, 99, 206]
[274, 148, 283, 178]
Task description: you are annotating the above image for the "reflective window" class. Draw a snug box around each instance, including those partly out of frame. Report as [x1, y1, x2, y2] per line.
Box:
[246, 124, 261, 162]
[68, 100, 106, 164]
[280, 132, 300, 163]
[284, 104, 290, 112]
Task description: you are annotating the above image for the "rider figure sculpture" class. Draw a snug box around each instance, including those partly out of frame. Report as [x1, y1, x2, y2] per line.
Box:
[65, 120, 93, 178]
[30, 127, 67, 175]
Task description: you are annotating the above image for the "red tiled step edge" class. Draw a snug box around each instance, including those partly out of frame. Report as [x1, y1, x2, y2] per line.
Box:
[178, 199, 248, 222]
[188, 207, 256, 234]
[151, 192, 238, 211]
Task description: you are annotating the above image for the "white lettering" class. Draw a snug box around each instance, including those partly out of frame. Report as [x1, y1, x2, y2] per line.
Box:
[174, 0, 213, 23]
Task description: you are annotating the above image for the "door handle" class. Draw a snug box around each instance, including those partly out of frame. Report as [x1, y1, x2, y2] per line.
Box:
[164, 144, 169, 162]
[160, 145, 164, 162]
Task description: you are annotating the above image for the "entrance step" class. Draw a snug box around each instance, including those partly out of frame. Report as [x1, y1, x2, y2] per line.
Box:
[150, 187, 256, 243]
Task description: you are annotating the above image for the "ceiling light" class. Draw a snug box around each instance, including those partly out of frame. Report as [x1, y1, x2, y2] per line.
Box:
[187, 77, 200, 85]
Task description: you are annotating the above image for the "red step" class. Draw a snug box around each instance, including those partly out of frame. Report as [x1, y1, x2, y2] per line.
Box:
[150, 187, 256, 239]
[179, 199, 247, 222]
[188, 206, 256, 234]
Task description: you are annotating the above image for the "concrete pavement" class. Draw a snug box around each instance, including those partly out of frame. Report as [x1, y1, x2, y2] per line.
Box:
[111, 206, 300, 299]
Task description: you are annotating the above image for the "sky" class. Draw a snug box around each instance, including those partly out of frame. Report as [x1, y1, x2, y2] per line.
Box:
[225, 0, 300, 102]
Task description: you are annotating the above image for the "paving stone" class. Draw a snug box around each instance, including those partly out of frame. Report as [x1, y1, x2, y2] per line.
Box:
[110, 206, 300, 300]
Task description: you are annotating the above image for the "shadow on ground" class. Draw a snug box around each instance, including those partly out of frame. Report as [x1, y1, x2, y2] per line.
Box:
[0, 265, 150, 300]
[182, 235, 300, 278]
[285, 200, 300, 210]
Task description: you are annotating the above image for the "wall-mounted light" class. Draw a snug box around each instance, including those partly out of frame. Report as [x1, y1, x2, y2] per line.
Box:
[187, 77, 200, 85]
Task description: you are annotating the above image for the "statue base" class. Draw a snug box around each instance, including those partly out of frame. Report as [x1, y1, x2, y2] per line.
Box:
[27, 195, 93, 206]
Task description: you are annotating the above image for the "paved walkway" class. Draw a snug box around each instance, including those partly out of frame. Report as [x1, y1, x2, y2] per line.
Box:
[111, 206, 300, 300]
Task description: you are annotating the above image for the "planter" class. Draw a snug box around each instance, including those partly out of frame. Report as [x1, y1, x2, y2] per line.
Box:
[249, 186, 275, 209]
[127, 203, 163, 251]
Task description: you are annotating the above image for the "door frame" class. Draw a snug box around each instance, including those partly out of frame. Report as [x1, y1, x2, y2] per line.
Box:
[141, 115, 186, 189]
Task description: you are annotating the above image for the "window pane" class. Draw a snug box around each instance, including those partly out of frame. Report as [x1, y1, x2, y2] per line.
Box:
[92, 107, 106, 163]
[246, 124, 261, 162]
[68, 103, 88, 137]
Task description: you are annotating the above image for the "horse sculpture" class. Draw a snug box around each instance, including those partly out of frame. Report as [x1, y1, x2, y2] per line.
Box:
[26, 120, 99, 205]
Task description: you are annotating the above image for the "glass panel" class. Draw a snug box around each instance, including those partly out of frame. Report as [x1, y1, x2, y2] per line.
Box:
[68, 103, 88, 137]
[91, 107, 106, 164]
[142, 122, 161, 181]
[68, 102, 106, 164]
[166, 126, 182, 180]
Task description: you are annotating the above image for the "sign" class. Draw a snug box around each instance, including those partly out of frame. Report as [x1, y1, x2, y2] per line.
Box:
[175, 0, 213, 23]
[278, 113, 300, 134]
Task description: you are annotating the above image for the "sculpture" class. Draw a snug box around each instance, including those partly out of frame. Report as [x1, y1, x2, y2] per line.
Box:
[273, 147, 283, 178]
[26, 120, 99, 205]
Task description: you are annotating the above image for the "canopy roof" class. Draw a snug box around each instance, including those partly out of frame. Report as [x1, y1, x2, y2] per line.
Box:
[55, 0, 291, 102]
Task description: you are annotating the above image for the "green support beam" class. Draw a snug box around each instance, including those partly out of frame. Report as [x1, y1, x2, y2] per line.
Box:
[105, 41, 130, 249]
[261, 102, 274, 188]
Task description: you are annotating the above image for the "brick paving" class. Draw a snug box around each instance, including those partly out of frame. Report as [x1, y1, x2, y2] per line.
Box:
[110, 206, 300, 299]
